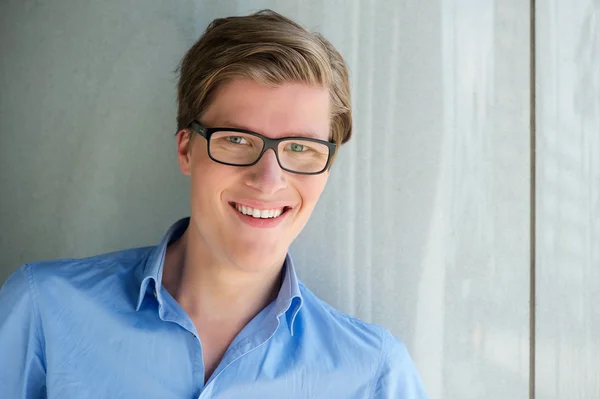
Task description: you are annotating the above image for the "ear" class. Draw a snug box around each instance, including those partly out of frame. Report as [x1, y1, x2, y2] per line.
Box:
[176, 129, 192, 176]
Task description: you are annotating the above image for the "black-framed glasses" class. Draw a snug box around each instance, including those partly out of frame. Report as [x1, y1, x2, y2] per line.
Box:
[188, 121, 337, 175]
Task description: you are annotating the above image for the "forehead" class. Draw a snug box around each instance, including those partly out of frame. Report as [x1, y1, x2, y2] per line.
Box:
[201, 79, 331, 140]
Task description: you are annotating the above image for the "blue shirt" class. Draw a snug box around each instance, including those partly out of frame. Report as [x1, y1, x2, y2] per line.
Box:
[0, 218, 427, 398]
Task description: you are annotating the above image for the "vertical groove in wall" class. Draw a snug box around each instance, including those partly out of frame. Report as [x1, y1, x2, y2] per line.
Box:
[529, 0, 537, 398]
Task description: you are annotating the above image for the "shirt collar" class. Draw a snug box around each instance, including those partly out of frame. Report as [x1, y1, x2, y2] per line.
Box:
[134, 217, 303, 335]
[273, 253, 303, 335]
[134, 217, 188, 312]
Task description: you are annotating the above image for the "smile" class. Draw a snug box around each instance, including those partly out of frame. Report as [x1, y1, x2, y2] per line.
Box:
[230, 202, 291, 219]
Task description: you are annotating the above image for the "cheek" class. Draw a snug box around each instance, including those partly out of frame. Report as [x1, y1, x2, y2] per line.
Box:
[297, 175, 329, 208]
[189, 151, 234, 207]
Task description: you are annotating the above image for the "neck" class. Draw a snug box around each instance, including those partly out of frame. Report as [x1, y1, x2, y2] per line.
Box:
[162, 224, 284, 328]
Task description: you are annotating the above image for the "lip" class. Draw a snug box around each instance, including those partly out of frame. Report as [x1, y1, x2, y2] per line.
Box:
[229, 202, 291, 229]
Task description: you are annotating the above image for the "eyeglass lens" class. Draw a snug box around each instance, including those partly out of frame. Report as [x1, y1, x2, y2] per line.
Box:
[209, 131, 330, 173]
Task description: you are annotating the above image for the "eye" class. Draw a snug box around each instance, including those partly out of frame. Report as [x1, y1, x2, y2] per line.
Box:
[227, 136, 247, 145]
[289, 143, 308, 152]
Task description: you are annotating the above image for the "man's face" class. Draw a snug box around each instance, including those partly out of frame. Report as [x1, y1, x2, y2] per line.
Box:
[177, 79, 331, 272]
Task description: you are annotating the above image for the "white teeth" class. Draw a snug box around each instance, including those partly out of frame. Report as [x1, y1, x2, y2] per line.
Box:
[234, 203, 286, 219]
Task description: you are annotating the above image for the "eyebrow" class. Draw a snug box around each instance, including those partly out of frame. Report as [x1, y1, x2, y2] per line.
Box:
[216, 120, 324, 140]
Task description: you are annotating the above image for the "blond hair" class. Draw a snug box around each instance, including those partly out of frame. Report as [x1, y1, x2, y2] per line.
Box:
[176, 9, 352, 150]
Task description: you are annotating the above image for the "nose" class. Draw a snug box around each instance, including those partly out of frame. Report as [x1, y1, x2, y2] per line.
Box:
[245, 149, 287, 195]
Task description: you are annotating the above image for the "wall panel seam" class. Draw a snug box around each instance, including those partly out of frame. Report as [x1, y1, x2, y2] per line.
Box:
[529, 0, 537, 398]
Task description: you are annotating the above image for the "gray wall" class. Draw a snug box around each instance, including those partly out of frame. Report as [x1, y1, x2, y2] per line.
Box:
[536, 1, 600, 398]
[0, 1, 597, 398]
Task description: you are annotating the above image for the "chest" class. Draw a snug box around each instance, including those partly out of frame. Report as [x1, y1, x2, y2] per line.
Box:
[43, 317, 373, 399]
[196, 326, 240, 382]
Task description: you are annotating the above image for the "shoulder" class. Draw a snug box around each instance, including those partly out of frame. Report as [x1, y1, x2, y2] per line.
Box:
[295, 281, 388, 383]
[2, 246, 152, 314]
[24, 246, 151, 288]
[0, 265, 48, 395]
[0, 264, 36, 315]
[296, 282, 428, 398]
[298, 281, 388, 345]
[373, 331, 428, 398]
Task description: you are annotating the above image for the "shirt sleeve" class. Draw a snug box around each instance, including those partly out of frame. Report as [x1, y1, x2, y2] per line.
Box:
[372, 330, 429, 399]
[0, 265, 47, 398]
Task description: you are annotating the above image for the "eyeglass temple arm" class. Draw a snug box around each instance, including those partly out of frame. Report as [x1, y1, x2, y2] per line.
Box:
[188, 121, 208, 138]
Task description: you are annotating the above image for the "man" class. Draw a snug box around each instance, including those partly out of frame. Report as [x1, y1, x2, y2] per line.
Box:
[0, 10, 427, 398]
